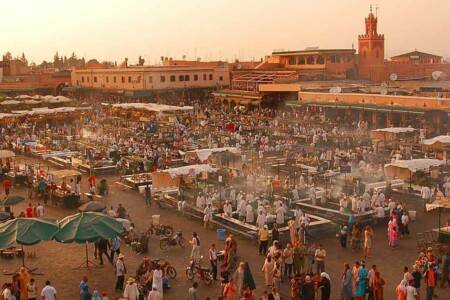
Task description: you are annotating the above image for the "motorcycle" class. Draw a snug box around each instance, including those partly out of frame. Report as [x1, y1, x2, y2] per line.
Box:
[186, 257, 213, 285]
[160, 232, 185, 250]
[150, 258, 177, 279]
[147, 224, 174, 237]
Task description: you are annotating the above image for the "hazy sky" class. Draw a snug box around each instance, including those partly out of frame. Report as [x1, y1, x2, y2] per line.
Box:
[2, 0, 449, 64]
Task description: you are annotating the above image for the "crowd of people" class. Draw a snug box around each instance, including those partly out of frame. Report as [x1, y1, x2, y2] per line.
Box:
[0, 94, 449, 300]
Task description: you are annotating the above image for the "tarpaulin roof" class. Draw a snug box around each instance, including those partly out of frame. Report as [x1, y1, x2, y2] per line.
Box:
[111, 102, 193, 113]
[422, 135, 450, 146]
[158, 164, 218, 178]
[385, 159, 445, 172]
[372, 127, 416, 134]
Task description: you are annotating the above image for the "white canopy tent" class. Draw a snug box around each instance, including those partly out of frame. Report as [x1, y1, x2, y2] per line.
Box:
[422, 135, 450, 147]
[182, 147, 240, 162]
[372, 127, 416, 134]
[111, 102, 193, 113]
[384, 159, 445, 180]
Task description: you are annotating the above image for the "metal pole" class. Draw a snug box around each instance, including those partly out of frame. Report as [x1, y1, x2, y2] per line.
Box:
[85, 242, 89, 269]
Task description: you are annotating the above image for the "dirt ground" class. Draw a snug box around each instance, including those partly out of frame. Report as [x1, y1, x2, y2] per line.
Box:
[1, 157, 450, 299]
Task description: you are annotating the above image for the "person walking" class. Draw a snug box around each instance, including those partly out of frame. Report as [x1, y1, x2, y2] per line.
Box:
[190, 232, 201, 262]
[272, 262, 282, 291]
[187, 282, 200, 300]
[424, 265, 436, 300]
[315, 244, 326, 274]
[355, 262, 368, 300]
[40, 280, 57, 300]
[258, 225, 269, 255]
[27, 278, 37, 300]
[147, 286, 162, 300]
[364, 226, 374, 259]
[152, 264, 163, 296]
[262, 255, 275, 287]
[123, 277, 139, 300]
[283, 243, 294, 279]
[406, 280, 417, 300]
[80, 275, 91, 300]
[318, 272, 331, 300]
[223, 278, 236, 300]
[396, 279, 407, 300]
[208, 243, 218, 280]
[411, 265, 422, 300]
[372, 271, 385, 300]
[3, 177, 11, 196]
[144, 184, 152, 207]
[203, 204, 213, 229]
[96, 239, 112, 265]
[401, 212, 410, 237]
[115, 254, 127, 291]
[341, 263, 353, 300]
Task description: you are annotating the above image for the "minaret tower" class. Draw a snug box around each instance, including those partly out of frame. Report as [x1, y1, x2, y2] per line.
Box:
[358, 5, 385, 81]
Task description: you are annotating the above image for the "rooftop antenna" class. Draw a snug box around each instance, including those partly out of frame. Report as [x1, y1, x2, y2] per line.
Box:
[375, 4, 379, 17]
[370, 4, 372, 13]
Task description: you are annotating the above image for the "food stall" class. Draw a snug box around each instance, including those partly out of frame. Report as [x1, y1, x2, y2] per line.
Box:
[182, 147, 242, 169]
[384, 159, 446, 194]
[421, 135, 450, 160]
[151, 164, 218, 193]
[48, 169, 82, 208]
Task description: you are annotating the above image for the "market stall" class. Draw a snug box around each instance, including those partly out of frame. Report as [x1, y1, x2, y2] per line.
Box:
[151, 164, 218, 193]
[422, 135, 450, 160]
[47, 169, 82, 208]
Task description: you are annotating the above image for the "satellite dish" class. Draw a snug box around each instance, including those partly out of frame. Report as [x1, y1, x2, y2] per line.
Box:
[381, 82, 388, 88]
[432, 71, 443, 81]
[329, 86, 342, 94]
[380, 88, 388, 95]
[389, 73, 398, 81]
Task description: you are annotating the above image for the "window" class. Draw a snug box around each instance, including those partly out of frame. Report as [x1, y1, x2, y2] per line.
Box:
[330, 55, 337, 63]
[376, 50, 379, 58]
[113, 76, 116, 83]
[179, 75, 184, 81]
[316, 56, 324, 64]
[160, 76, 166, 82]
[306, 56, 314, 64]
[137, 76, 141, 83]
[87, 77, 90, 83]
[148, 76, 153, 83]
[93, 77, 97, 83]
[170, 75, 176, 82]
[81, 76, 84, 83]
[347, 56, 351, 63]
[128, 76, 132, 83]
[194, 74, 198, 81]
[121, 76, 125, 83]
[288, 56, 296, 65]
[106, 76, 109, 83]
[185, 75, 190, 81]
[203, 74, 207, 80]
[299, 57, 306, 65]
[209, 74, 213, 80]
[76, 80, 79, 85]
[363, 51, 366, 58]
[219, 76, 223, 81]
